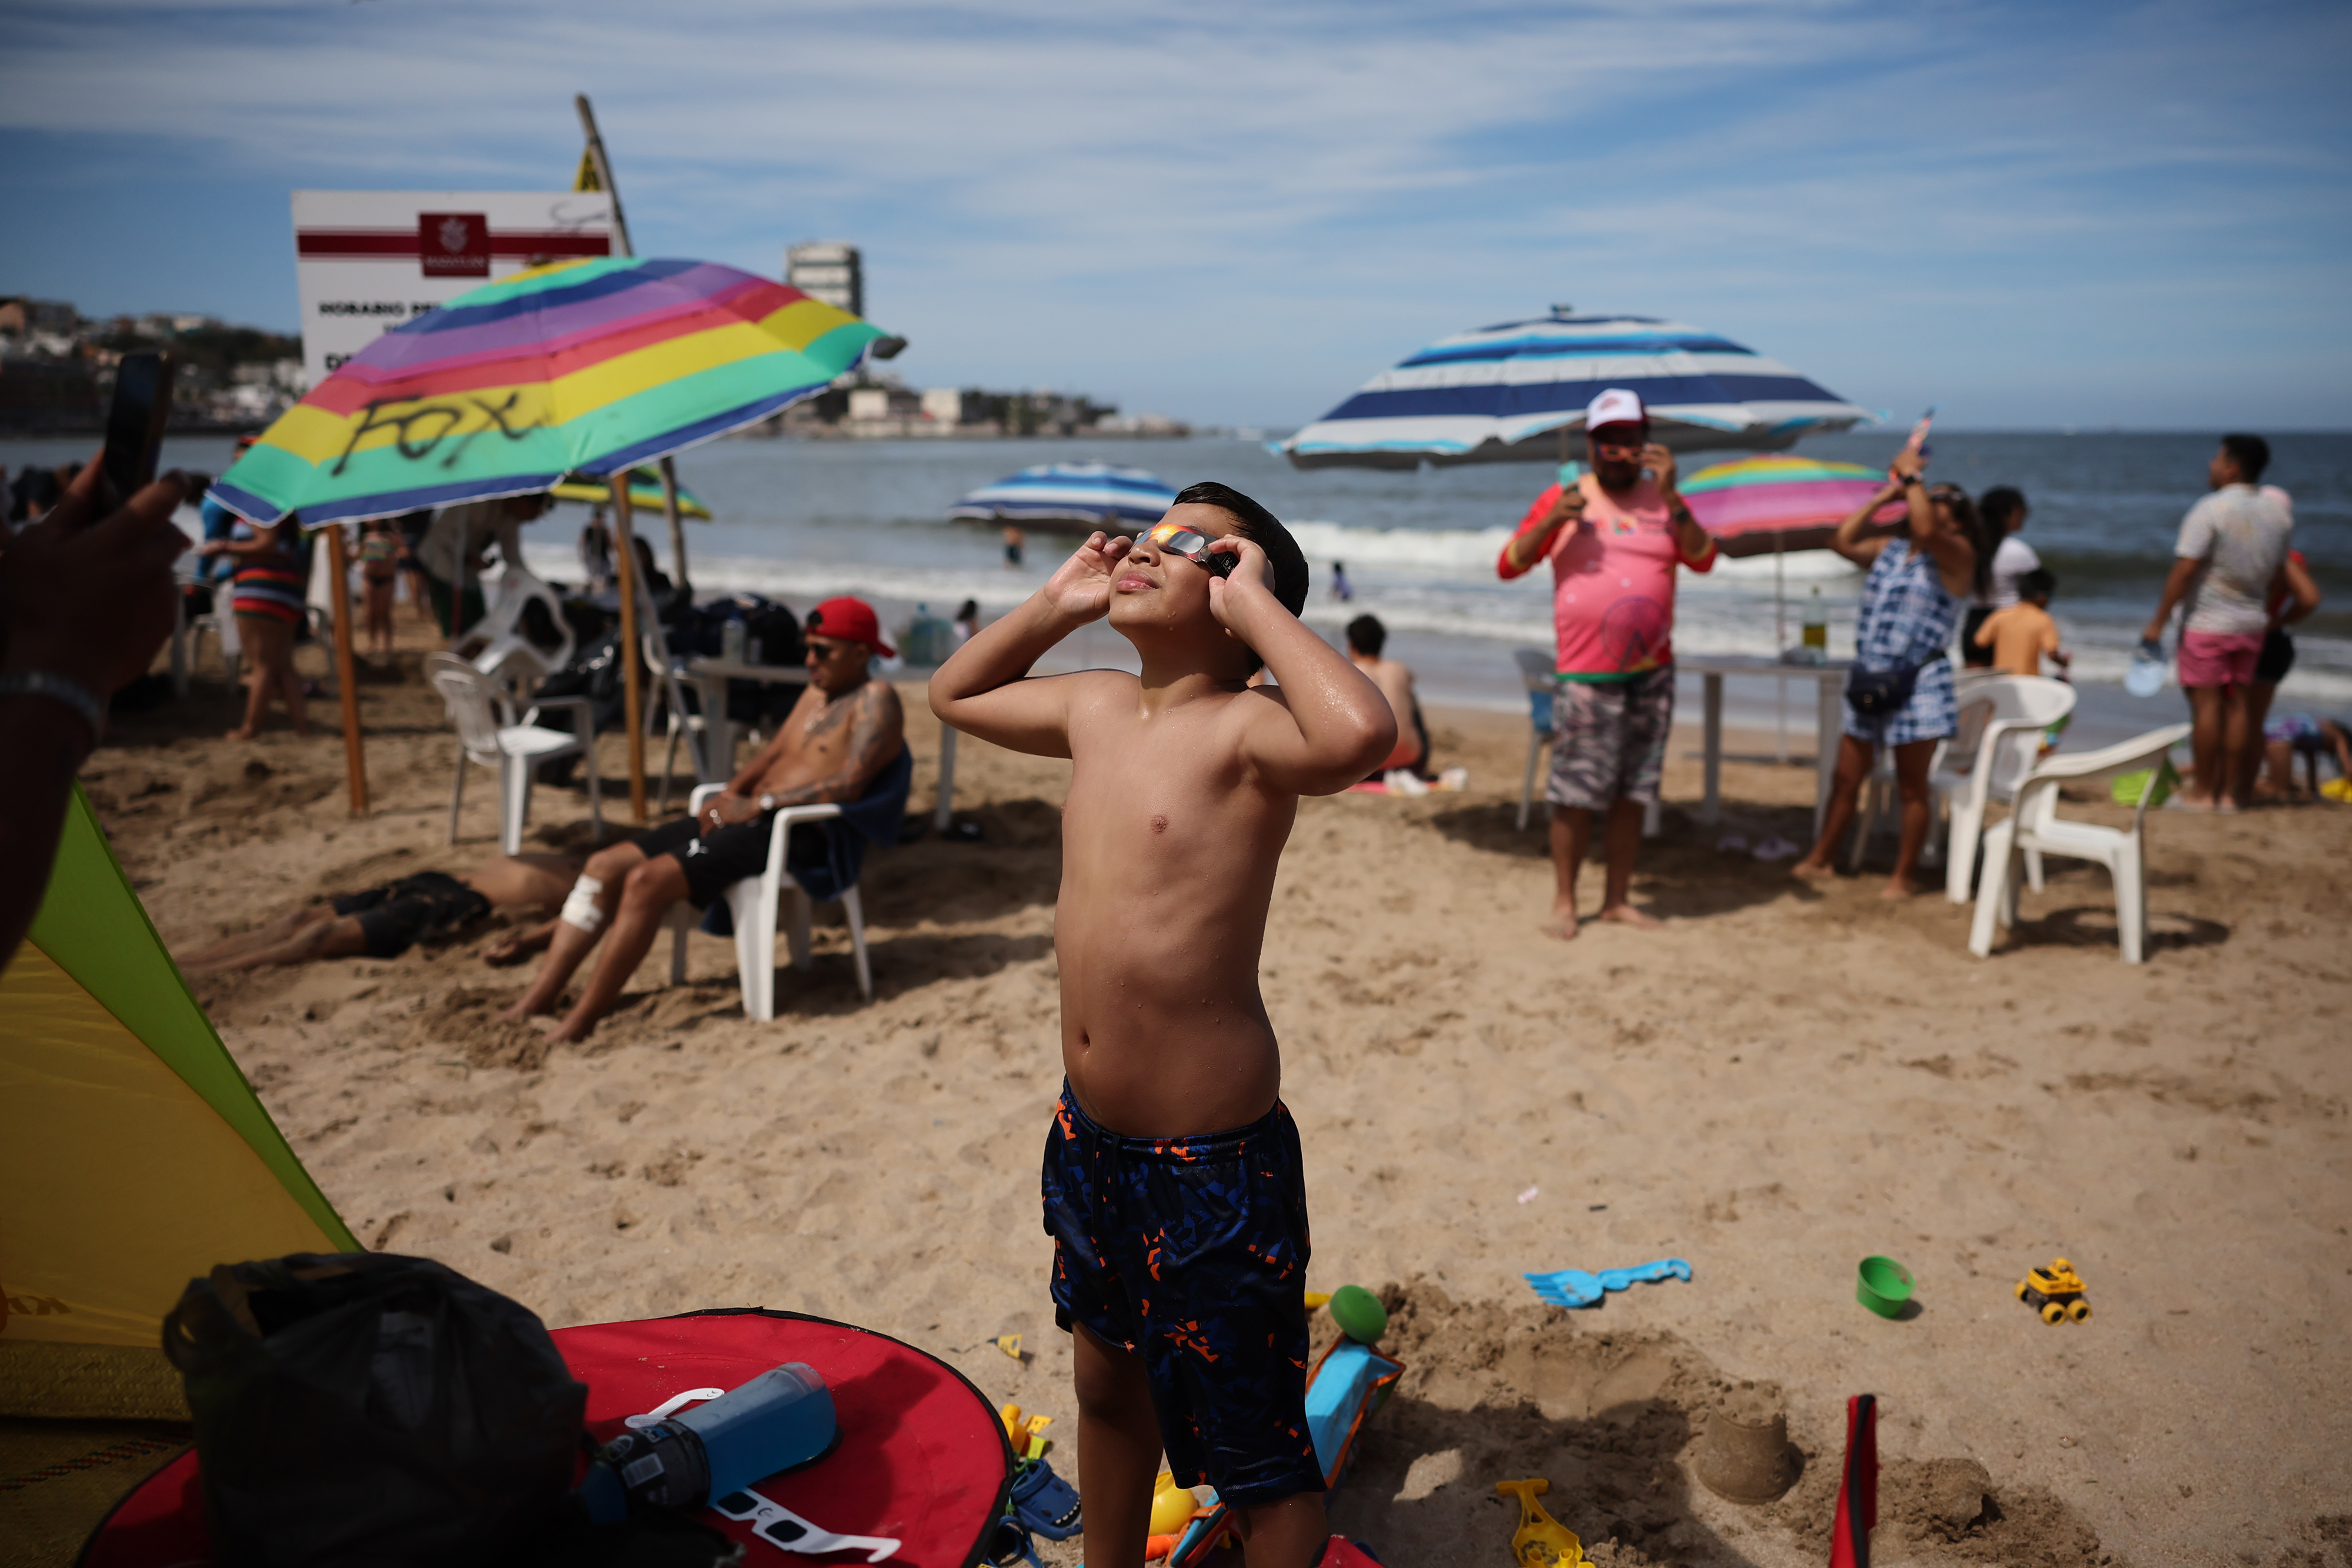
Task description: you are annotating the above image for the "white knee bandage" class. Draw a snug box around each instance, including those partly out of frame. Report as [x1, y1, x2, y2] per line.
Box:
[559, 875, 606, 934]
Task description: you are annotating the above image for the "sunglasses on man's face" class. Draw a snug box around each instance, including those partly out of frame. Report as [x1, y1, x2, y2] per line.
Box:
[1136, 521, 1240, 578]
[1590, 436, 1648, 457]
[806, 637, 862, 660]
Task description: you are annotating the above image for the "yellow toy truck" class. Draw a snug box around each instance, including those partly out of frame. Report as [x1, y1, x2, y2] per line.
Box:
[2016, 1258, 2091, 1324]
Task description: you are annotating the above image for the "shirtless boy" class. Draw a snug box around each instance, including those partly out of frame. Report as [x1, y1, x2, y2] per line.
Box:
[929, 483, 1395, 1567]
[502, 597, 905, 1042]
[180, 853, 579, 974]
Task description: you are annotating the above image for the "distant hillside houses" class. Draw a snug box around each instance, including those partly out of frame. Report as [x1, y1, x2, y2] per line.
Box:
[0, 295, 305, 430]
[769, 369, 1187, 440]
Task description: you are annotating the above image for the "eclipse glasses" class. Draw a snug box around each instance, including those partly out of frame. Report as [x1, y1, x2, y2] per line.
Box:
[1135, 521, 1240, 578]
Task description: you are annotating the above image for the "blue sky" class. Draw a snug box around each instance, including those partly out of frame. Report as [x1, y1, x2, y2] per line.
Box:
[2, 0, 2346, 429]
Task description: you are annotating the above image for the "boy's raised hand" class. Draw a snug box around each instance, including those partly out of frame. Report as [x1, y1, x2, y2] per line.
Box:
[1041, 530, 1133, 624]
[1204, 534, 1271, 629]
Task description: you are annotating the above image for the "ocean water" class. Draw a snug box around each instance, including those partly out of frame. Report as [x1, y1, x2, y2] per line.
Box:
[14, 428, 2347, 736]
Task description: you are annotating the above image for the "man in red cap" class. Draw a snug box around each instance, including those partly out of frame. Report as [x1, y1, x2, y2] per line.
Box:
[1498, 389, 1716, 938]
[502, 595, 904, 1040]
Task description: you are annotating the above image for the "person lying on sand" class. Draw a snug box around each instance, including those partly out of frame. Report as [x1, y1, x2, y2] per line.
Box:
[500, 597, 904, 1042]
[180, 854, 582, 973]
[929, 485, 1394, 1568]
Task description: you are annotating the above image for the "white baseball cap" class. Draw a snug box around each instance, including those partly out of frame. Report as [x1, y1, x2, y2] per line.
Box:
[1585, 387, 1646, 431]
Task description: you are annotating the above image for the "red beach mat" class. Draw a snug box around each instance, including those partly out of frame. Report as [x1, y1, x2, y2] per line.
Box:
[1828, 1392, 1879, 1568]
[79, 1308, 1013, 1568]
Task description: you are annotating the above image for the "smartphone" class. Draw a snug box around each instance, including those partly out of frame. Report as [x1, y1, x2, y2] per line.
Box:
[101, 351, 176, 505]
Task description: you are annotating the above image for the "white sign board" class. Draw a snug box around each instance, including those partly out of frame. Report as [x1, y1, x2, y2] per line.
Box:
[290, 190, 616, 384]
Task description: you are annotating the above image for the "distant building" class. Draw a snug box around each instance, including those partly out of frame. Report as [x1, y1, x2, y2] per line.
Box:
[786, 241, 863, 318]
[920, 387, 971, 425]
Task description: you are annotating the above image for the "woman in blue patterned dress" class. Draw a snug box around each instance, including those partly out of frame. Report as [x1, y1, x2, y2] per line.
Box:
[1793, 447, 1989, 896]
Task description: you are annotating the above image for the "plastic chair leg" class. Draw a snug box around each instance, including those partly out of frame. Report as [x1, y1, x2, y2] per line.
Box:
[787, 887, 813, 972]
[1945, 800, 1983, 904]
[1642, 798, 1662, 839]
[667, 907, 690, 985]
[729, 876, 776, 1022]
[841, 885, 873, 1001]
[1846, 775, 1879, 872]
[584, 744, 603, 842]
[2113, 841, 2146, 964]
[2024, 846, 2046, 894]
[448, 754, 467, 845]
[1968, 824, 2013, 957]
[499, 755, 529, 855]
[1518, 733, 1544, 831]
[659, 724, 680, 815]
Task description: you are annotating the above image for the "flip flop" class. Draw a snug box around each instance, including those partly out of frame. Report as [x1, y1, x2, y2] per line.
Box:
[1008, 1454, 1083, 1540]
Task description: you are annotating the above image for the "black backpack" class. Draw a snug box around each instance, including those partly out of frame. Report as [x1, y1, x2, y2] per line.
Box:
[162, 1252, 587, 1567]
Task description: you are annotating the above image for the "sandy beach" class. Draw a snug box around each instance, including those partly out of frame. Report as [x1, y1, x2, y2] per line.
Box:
[82, 620, 2352, 1568]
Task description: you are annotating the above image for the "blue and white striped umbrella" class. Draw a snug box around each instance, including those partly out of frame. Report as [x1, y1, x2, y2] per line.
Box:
[948, 463, 1179, 530]
[1280, 308, 1874, 469]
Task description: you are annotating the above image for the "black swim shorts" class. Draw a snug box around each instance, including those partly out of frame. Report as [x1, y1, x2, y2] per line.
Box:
[330, 871, 491, 958]
[634, 812, 826, 908]
[1041, 1083, 1324, 1507]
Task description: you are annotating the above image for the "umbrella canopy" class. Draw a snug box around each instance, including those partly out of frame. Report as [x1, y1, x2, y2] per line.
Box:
[1682, 454, 1906, 559]
[1280, 307, 1873, 470]
[212, 256, 893, 526]
[950, 462, 1178, 531]
[549, 466, 713, 519]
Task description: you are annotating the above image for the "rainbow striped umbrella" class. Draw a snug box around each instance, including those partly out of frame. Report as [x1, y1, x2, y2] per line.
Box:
[213, 257, 894, 526]
[1681, 454, 1905, 559]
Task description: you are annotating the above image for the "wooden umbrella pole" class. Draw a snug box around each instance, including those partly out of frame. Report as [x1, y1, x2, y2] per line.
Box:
[660, 456, 689, 590]
[322, 523, 369, 816]
[612, 479, 648, 823]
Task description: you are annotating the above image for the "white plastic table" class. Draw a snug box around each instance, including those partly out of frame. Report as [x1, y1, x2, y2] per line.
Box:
[683, 657, 807, 781]
[1675, 654, 1855, 837]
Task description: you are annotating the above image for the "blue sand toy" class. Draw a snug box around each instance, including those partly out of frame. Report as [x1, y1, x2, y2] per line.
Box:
[1524, 1258, 1692, 1309]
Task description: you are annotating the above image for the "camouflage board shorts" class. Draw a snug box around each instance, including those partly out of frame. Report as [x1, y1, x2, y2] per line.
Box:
[1547, 665, 1675, 810]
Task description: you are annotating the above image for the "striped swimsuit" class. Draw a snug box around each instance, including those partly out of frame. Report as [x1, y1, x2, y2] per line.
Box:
[230, 523, 310, 627]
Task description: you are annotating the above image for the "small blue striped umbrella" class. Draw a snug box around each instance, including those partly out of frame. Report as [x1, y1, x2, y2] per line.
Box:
[948, 463, 1178, 530]
[1279, 307, 1873, 469]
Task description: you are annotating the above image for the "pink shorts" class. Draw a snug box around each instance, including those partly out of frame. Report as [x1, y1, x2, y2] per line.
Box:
[2177, 630, 2264, 689]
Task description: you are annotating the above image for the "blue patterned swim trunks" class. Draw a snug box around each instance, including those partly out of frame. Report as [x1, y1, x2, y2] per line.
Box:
[1041, 1083, 1324, 1507]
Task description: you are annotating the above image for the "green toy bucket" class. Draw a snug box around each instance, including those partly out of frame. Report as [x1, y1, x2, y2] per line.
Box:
[1857, 1256, 1914, 1318]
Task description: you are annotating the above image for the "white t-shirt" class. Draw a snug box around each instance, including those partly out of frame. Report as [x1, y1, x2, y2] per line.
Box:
[1983, 535, 2041, 608]
[2175, 484, 2292, 637]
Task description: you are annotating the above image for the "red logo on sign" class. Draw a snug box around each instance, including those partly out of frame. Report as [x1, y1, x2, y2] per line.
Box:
[417, 212, 490, 278]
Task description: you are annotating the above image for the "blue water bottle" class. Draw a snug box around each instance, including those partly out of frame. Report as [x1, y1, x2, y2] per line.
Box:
[578, 1362, 836, 1523]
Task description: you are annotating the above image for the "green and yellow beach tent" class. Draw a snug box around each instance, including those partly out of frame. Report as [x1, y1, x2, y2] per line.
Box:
[0, 785, 357, 1353]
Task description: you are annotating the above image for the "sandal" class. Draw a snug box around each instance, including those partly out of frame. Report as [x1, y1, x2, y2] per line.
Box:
[1008, 1454, 1083, 1541]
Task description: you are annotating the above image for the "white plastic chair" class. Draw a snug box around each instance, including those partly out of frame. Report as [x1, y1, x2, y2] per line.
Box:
[1968, 723, 2192, 965]
[1514, 648, 1556, 830]
[469, 565, 576, 674]
[1845, 673, 2074, 883]
[1933, 675, 2076, 901]
[663, 783, 871, 1019]
[425, 652, 602, 854]
[646, 630, 723, 814]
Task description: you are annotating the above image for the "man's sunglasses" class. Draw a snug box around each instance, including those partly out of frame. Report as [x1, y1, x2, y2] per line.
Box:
[1589, 432, 1649, 456]
[1136, 521, 1239, 578]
